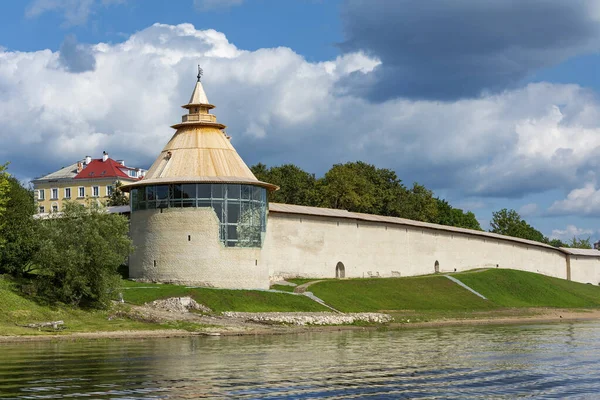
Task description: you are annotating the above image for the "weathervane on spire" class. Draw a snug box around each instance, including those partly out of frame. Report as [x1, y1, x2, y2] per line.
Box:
[197, 65, 203, 82]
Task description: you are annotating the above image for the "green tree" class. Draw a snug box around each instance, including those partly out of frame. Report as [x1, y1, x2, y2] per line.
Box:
[568, 236, 592, 249]
[547, 238, 568, 248]
[398, 183, 439, 223]
[251, 163, 318, 205]
[0, 162, 10, 239]
[0, 176, 39, 276]
[106, 181, 129, 206]
[489, 208, 545, 242]
[33, 202, 132, 308]
[318, 162, 405, 215]
[250, 162, 269, 182]
[436, 198, 482, 230]
[318, 162, 374, 212]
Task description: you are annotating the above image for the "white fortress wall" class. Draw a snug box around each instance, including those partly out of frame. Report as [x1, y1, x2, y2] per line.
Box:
[569, 256, 600, 285]
[264, 211, 568, 282]
[129, 208, 268, 289]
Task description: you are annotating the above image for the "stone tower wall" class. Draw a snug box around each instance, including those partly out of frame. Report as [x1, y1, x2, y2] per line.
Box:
[263, 212, 569, 283]
[129, 208, 267, 289]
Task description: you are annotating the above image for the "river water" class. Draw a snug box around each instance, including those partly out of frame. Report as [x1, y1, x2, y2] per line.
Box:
[1, 322, 600, 399]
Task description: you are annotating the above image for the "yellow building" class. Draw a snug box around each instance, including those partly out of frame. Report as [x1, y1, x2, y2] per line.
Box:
[32, 152, 146, 214]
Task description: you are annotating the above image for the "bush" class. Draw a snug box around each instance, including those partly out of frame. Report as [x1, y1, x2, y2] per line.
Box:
[33, 202, 132, 308]
[0, 176, 39, 276]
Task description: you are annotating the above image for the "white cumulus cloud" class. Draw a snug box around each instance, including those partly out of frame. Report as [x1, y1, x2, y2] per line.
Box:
[548, 183, 600, 216]
[550, 224, 594, 240]
[2, 22, 600, 215]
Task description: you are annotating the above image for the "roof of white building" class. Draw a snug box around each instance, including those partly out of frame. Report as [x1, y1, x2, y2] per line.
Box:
[33, 162, 79, 181]
[269, 203, 600, 256]
[559, 247, 600, 257]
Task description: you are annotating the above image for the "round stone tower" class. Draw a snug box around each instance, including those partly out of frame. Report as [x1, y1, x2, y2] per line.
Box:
[123, 70, 277, 289]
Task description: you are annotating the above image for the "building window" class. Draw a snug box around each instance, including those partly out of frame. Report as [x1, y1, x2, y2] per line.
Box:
[131, 183, 267, 248]
[39, 206, 45, 214]
[51, 203, 58, 212]
[50, 188, 58, 200]
[64, 187, 71, 199]
[92, 186, 99, 197]
[128, 170, 137, 178]
[78, 187, 85, 198]
[38, 189, 45, 200]
[107, 185, 114, 196]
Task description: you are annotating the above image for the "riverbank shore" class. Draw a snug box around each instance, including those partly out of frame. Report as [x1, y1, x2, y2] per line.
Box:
[5, 269, 600, 342]
[1, 308, 599, 343]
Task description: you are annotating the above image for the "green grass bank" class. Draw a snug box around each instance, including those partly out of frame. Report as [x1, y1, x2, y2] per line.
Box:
[308, 269, 600, 312]
[2, 269, 600, 336]
[120, 280, 327, 313]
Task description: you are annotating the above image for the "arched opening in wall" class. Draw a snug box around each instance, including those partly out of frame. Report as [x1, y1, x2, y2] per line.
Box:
[434, 260, 440, 274]
[336, 262, 345, 279]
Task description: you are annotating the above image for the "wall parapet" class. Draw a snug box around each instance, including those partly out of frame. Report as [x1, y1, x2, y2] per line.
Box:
[268, 203, 598, 258]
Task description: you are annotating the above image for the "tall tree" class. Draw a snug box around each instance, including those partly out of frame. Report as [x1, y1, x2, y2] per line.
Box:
[436, 198, 482, 230]
[568, 236, 592, 249]
[33, 202, 132, 308]
[398, 183, 439, 223]
[0, 176, 39, 276]
[318, 162, 406, 215]
[0, 163, 10, 240]
[251, 164, 318, 206]
[547, 238, 568, 248]
[489, 208, 545, 242]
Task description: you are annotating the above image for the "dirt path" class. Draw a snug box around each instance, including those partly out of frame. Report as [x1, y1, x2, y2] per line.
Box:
[293, 280, 326, 293]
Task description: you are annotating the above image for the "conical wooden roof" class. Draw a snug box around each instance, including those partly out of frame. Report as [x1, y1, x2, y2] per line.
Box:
[187, 81, 211, 107]
[122, 77, 277, 191]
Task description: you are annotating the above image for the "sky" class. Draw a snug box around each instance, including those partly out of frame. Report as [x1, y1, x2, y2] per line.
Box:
[2, 0, 600, 243]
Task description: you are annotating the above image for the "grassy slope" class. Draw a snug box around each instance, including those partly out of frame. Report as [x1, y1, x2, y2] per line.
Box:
[121, 280, 327, 312]
[309, 275, 496, 313]
[0, 278, 157, 335]
[456, 269, 600, 308]
[308, 269, 600, 313]
[4, 269, 600, 335]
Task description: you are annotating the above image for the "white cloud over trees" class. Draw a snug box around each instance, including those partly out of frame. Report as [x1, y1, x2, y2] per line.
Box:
[1, 22, 600, 219]
[551, 224, 595, 240]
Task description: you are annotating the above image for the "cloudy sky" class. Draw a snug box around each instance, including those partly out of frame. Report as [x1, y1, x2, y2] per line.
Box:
[2, 0, 600, 242]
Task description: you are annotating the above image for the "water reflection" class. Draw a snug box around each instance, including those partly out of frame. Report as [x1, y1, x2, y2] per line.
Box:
[2, 322, 600, 398]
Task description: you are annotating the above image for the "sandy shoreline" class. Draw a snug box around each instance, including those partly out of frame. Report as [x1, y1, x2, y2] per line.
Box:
[1, 308, 599, 343]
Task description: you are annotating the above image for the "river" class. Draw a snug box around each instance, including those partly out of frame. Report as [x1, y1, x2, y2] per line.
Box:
[1, 321, 599, 399]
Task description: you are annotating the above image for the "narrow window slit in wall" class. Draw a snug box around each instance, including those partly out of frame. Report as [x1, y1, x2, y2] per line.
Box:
[255, 259, 257, 266]
[153, 260, 156, 267]
[188, 235, 191, 242]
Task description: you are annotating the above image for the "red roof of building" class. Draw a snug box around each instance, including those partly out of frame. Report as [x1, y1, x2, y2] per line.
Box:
[74, 158, 140, 180]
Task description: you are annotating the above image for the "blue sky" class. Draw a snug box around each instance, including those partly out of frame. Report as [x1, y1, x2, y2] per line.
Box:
[2, 0, 600, 243]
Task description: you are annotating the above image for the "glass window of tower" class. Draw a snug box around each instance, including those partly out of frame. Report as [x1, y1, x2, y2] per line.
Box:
[130, 183, 267, 247]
